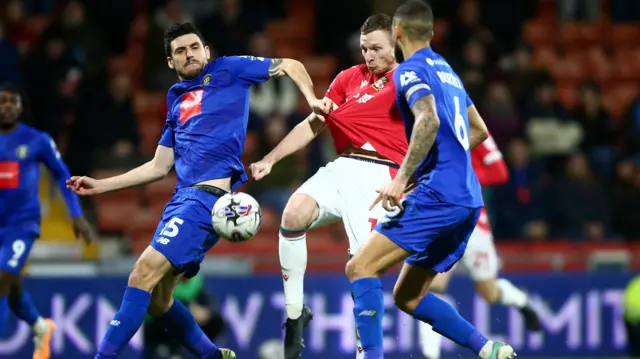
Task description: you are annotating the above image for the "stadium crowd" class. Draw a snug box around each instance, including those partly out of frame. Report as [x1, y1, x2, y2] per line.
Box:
[1, 0, 640, 243]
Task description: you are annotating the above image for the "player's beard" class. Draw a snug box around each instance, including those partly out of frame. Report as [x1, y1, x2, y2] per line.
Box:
[178, 61, 205, 80]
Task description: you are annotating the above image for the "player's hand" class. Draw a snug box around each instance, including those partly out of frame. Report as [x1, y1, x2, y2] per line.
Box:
[371, 177, 408, 212]
[309, 98, 331, 115]
[249, 160, 273, 181]
[72, 216, 97, 244]
[66, 176, 105, 196]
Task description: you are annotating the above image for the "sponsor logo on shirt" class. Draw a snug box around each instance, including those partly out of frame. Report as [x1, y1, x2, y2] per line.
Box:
[0, 161, 20, 189]
[357, 94, 374, 104]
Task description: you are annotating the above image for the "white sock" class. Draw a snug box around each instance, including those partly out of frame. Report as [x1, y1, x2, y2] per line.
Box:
[279, 230, 308, 319]
[355, 325, 364, 359]
[33, 317, 48, 335]
[497, 278, 528, 309]
[479, 341, 495, 359]
[419, 321, 443, 359]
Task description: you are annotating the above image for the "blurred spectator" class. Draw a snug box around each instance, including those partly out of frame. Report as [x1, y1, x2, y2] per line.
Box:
[622, 93, 640, 157]
[493, 138, 548, 240]
[198, 0, 259, 56]
[4, 0, 38, 56]
[0, 22, 22, 84]
[611, 160, 640, 240]
[67, 72, 140, 174]
[525, 76, 582, 173]
[502, 46, 539, 109]
[456, 39, 489, 102]
[83, 0, 135, 55]
[43, 0, 107, 74]
[23, 30, 82, 139]
[559, 0, 600, 21]
[250, 116, 305, 215]
[447, 0, 493, 54]
[481, 81, 522, 149]
[573, 82, 617, 174]
[548, 153, 609, 240]
[248, 32, 298, 120]
[144, 0, 193, 91]
[611, 0, 640, 22]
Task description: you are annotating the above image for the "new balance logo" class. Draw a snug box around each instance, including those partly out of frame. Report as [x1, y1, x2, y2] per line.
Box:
[157, 237, 170, 245]
[357, 94, 374, 104]
[358, 310, 377, 316]
[110, 320, 121, 326]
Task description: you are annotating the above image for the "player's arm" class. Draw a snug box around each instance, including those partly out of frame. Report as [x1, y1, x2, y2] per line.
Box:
[473, 136, 509, 186]
[397, 94, 440, 181]
[267, 58, 327, 114]
[93, 145, 174, 193]
[264, 113, 326, 165]
[465, 96, 489, 150]
[39, 135, 83, 218]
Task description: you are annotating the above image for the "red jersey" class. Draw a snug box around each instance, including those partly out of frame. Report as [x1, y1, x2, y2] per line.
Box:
[324, 64, 408, 166]
[471, 134, 509, 233]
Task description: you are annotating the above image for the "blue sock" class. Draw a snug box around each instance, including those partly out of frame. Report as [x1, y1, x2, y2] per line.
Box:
[412, 293, 488, 355]
[155, 299, 220, 359]
[0, 296, 8, 336]
[351, 278, 384, 359]
[8, 291, 40, 325]
[95, 287, 151, 359]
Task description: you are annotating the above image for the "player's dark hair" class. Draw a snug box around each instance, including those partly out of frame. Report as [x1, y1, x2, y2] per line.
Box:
[164, 22, 206, 57]
[394, 0, 435, 41]
[360, 14, 393, 35]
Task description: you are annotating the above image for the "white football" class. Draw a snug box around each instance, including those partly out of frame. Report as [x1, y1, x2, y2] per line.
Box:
[212, 192, 262, 242]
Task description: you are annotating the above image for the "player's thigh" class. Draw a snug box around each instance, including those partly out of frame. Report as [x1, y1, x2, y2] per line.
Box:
[0, 231, 35, 277]
[429, 270, 454, 293]
[460, 227, 499, 281]
[150, 199, 220, 280]
[289, 164, 342, 230]
[341, 162, 395, 254]
[346, 230, 410, 280]
[393, 262, 438, 313]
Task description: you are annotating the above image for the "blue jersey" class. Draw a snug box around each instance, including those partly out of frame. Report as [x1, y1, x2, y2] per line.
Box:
[0, 124, 82, 234]
[159, 56, 272, 191]
[394, 47, 483, 208]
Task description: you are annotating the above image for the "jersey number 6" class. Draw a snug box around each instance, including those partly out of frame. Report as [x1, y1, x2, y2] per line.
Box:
[453, 96, 470, 151]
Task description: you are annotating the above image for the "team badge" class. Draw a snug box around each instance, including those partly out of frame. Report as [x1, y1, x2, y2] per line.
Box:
[201, 74, 212, 85]
[372, 76, 388, 91]
[16, 145, 28, 159]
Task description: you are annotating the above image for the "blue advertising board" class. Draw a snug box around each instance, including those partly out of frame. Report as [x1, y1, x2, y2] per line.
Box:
[0, 273, 634, 358]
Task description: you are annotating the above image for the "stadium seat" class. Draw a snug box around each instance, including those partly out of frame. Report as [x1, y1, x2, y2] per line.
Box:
[24, 16, 51, 37]
[144, 175, 177, 204]
[560, 23, 584, 51]
[610, 24, 640, 49]
[137, 120, 163, 154]
[432, 19, 449, 46]
[532, 46, 557, 69]
[133, 91, 164, 116]
[128, 15, 149, 45]
[556, 84, 578, 110]
[550, 57, 585, 84]
[602, 82, 639, 119]
[523, 20, 556, 48]
[95, 199, 141, 234]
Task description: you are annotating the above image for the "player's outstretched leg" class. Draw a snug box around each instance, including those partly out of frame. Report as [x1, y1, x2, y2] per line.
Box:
[393, 263, 514, 359]
[475, 278, 542, 331]
[7, 280, 55, 359]
[149, 272, 234, 359]
[279, 194, 319, 359]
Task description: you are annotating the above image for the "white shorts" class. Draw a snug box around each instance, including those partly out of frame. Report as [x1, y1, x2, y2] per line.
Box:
[456, 227, 500, 281]
[293, 156, 396, 255]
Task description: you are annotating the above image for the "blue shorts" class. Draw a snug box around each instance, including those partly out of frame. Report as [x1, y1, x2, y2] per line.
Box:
[150, 187, 222, 278]
[375, 186, 481, 273]
[0, 226, 38, 275]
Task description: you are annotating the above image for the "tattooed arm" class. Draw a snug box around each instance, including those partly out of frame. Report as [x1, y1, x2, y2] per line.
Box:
[268, 58, 318, 108]
[396, 95, 440, 182]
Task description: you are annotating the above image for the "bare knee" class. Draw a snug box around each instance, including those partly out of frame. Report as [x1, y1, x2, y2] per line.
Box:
[127, 247, 172, 292]
[345, 256, 377, 282]
[474, 279, 500, 303]
[281, 194, 319, 230]
[392, 285, 423, 314]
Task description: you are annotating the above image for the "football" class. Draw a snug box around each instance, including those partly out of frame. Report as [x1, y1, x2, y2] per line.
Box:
[212, 192, 262, 242]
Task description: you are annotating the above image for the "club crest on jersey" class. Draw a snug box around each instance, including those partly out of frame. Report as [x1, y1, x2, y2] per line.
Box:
[201, 74, 212, 85]
[372, 76, 388, 91]
[15, 145, 28, 159]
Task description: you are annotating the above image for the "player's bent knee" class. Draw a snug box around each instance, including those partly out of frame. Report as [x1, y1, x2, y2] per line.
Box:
[474, 278, 500, 303]
[281, 194, 319, 230]
[128, 246, 173, 292]
[345, 256, 375, 282]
